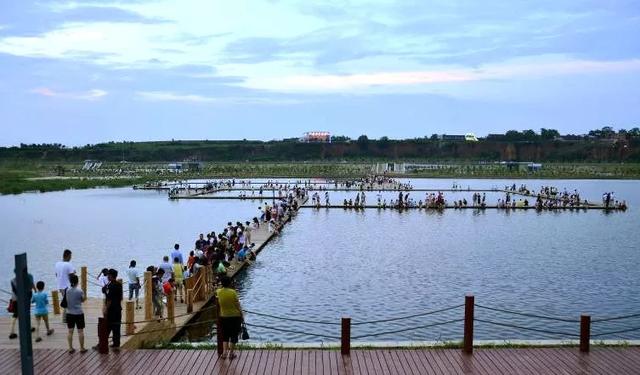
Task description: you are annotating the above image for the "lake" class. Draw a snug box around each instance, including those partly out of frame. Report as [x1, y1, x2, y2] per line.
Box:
[1, 178, 639, 343]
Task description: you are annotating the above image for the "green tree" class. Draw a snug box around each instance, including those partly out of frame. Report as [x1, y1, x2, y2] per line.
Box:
[522, 129, 539, 141]
[356, 135, 369, 150]
[540, 128, 560, 140]
[378, 136, 390, 149]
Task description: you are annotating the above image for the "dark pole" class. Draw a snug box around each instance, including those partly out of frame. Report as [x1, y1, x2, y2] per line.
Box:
[341, 317, 351, 355]
[216, 298, 223, 355]
[98, 317, 109, 354]
[463, 295, 474, 354]
[580, 315, 591, 353]
[15, 253, 34, 375]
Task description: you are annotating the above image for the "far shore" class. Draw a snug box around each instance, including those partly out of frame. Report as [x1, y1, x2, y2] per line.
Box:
[2, 161, 640, 195]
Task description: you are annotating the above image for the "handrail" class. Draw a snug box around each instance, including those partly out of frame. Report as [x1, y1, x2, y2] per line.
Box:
[474, 303, 580, 323]
[474, 318, 580, 338]
[592, 313, 640, 323]
[352, 318, 464, 340]
[352, 304, 465, 325]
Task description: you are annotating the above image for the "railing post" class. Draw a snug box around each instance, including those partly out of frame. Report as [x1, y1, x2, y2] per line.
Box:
[126, 300, 135, 335]
[51, 290, 60, 315]
[580, 315, 591, 353]
[186, 289, 193, 313]
[81, 266, 88, 297]
[341, 317, 351, 355]
[167, 291, 175, 324]
[463, 295, 474, 354]
[98, 317, 109, 354]
[144, 271, 153, 321]
[216, 298, 223, 356]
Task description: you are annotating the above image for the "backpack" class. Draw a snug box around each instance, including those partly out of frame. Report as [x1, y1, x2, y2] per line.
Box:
[60, 288, 68, 309]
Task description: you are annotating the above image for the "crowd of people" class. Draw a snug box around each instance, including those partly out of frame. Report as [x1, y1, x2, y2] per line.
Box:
[6, 187, 307, 358]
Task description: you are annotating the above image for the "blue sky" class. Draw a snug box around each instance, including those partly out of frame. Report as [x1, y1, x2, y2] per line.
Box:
[1, 0, 639, 146]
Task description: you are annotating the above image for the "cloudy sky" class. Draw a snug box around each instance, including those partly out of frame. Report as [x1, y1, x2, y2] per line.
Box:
[1, 0, 639, 145]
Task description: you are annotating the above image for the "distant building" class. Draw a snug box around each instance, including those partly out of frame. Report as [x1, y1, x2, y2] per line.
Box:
[167, 162, 202, 172]
[500, 161, 543, 172]
[82, 160, 102, 171]
[437, 133, 478, 142]
[300, 131, 331, 143]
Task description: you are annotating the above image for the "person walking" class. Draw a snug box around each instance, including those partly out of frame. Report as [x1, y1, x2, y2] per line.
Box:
[172, 257, 184, 303]
[8, 271, 35, 339]
[216, 276, 244, 360]
[32, 281, 55, 342]
[126, 260, 141, 310]
[65, 274, 87, 353]
[103, 269, 123, 351]
[158, 256, 173, 283]
[55, 249, 76, 316]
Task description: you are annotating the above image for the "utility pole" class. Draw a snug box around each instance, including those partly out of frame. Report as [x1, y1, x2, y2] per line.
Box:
[15, 253, 34, 375]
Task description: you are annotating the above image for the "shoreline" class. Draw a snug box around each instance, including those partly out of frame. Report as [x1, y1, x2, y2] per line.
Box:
[3, 173, 640, 196]
[166, 339, 640, 350]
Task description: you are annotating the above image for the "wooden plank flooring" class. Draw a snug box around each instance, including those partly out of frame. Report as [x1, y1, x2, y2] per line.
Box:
[2, 348, 638, 374]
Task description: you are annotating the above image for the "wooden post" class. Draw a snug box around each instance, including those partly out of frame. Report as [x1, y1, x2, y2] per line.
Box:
[126, 301, 135, 335]
[97, 317, 109, 354]
[80, 266, 88, 297]
[216, 298, 223, 355]
[580, 315, 591, 353]
[463, 295, 474, 354]
[187, 289, 193, 313]
[203, 268, 209, 296]
[144, 271, 153, 321]
[14, 253, 33, 375]
[51, 290, 60, 315]
[167, 291, 175, 324]
[341, 317, 351, 355]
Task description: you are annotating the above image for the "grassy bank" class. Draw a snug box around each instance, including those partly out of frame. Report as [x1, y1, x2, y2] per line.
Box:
[2, 161, 639, 195]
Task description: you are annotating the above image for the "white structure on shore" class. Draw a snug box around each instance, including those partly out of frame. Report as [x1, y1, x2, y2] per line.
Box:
[300, 131, 331, 143]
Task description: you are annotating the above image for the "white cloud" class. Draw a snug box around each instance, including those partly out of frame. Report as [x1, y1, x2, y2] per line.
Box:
[241, 57, 640, 93]
[31, 87, 108, 100]
[136, 91, 301, 105]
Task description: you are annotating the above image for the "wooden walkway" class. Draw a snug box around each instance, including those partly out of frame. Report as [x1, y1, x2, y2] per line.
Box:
[299, 205, 621, 210]
[2, 347, 639, 374]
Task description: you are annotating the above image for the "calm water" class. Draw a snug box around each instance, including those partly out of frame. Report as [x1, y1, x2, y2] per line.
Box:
[1, 179, 639, 343]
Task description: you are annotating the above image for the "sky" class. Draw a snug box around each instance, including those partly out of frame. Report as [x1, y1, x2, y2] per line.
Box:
[0, 0, 639, 146]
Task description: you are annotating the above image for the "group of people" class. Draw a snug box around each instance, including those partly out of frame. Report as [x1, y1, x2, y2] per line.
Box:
[602, 191, 627, 209]
[333, 176, 412, 191]
[311, 191, 330, 207]
[7, 249, 120, 354]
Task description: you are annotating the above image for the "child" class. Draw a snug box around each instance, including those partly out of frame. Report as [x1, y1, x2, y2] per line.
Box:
[31, 281, 54, 342]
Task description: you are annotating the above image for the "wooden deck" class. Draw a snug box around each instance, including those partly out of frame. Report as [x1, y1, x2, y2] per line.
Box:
[1, 347, 639, 374]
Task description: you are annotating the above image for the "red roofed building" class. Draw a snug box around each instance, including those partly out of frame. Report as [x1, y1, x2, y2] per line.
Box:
[300, 131, 331, 143]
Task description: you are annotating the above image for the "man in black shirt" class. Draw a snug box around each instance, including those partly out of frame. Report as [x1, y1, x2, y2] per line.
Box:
[195, 233, 208, 250]
[103, 269, 123, 350]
